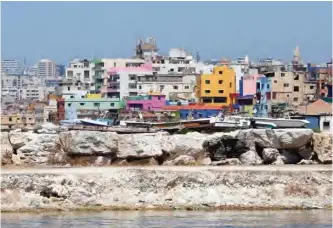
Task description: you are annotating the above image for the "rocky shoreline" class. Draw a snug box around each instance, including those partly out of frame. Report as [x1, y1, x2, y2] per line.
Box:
[1, 166, 332, 212]
[1, 124, 332, 167]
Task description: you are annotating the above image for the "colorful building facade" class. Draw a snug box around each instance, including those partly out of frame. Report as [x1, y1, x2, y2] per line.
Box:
[125, 94, 165, 111]
[196, 66, 236, 106]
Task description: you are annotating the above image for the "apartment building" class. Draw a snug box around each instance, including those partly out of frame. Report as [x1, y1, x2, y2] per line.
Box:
[196, 65, 236, 106]
[55, 79, 93, 99]
[1, 112, 36, 130]
[65, 59, 94, 83]
[21, 87, 45, 101]
[37, 59, 56, 85]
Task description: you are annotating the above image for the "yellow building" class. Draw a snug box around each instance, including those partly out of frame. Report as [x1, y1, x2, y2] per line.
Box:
[196, 65, 236, 106]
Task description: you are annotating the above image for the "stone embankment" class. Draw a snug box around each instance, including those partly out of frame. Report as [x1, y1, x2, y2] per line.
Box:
[1, 123, 332, 167]
[1, 166, 332, 212]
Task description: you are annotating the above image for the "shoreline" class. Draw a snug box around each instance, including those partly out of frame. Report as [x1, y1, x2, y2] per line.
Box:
[1, 166, 332, 213]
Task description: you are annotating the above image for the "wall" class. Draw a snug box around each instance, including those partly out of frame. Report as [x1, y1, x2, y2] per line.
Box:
[65, 98, 122, 111]
[304, 116, 320, 130]
[242, 74, 263, 96]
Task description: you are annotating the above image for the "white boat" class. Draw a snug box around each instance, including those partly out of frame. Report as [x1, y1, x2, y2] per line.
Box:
[252, 117, 309, 128]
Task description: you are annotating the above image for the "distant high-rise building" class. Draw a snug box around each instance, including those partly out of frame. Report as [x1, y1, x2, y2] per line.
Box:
[56, 64, 65, 77]
[37, 59, 56, 85]
[1, 59, 24, 75]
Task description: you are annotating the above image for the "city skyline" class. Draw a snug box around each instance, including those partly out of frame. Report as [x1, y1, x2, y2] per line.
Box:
[1, 1, 332, 65]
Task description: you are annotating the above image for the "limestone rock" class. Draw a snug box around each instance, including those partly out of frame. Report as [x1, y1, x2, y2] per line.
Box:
[238, 129, 313, 149]
[17, 134, 63, 165]
[117, 133, 166, 159]
[312, 133, 332, 164]
[262, 148, 279, 164]
[279, 149, 302, 164]
[271, 156, 284, 165]
[9, 130, 37, 150]
[162, 132, 205, 159]
[94, 156, 112, 166]
[239, 150, 262, 165]
[59, 131, 118, 156]
[197, 156, 212, 165]
[163, 155, 196, 166]
[297, 159, 317, 165]
[36, 123, 59, 134]
[211, 158, 241, 166]
[297, 146, 313, 160]
[1, 132, 13, 165]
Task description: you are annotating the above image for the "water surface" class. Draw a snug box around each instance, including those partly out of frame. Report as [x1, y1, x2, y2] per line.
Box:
[1, 210, 332, 228]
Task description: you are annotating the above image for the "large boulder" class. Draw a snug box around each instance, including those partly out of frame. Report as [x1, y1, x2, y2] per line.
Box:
[9, 130, 37, 150]
[117, 132, 167, 159]
[59, 131, 119, 156]
[17, 134, 64, 165]
[262, 148, 279, 164]
[239, 150, 262, 165]
[36, 123, 60, 134]
[1, 132, 13, 165]
[161, 132, 206, 159]
[279, 149, 302, 164]
[237, 129, 313, 149]
[312, 133, 332, 164]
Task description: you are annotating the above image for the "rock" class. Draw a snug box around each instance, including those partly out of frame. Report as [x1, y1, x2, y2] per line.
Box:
[279, 149, 302, 164]
[271, 156, 284, 165]
[36, 123, 59, 134]
[312, 133, 332, 164]
[94, 156, 111, 166]
[17, 134, 63, 165]
[297, 146, 313, 160]
[210, 158, 241, 166]
[11, 154, 21, 165]
[262, 148, 279, 164]
[237, 129, 313, 149]
[9, 130, 37, 150]
[162, 132, 205, 159]
[1, 132, 13, 165]
[163, 155, 196, 166]
[197, 156, 212, 165]
[297, 159, 317, 165]
[239, 150, 262, 165]
[117, 133, 166, 159]
[59, 131, 118, 156]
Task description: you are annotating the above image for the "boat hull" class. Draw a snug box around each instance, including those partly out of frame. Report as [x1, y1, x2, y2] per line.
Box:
[253, 118, 309, 128]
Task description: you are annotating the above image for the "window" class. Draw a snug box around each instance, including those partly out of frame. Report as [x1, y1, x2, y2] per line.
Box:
[230, 82, 232, 88]
[139, 86, 142, 89]
[68, 87, 70, 91]
[80, 103, 85, 106]
[94, 103, 100, 107]
[158, 96, 161, 100]
[219, 71, 223, 75]
[205, 80, 210, 84]
[160, 85, 165, 90]
[9, 117, 12, 122]
[218, 80, 223, 84]
[284, 83, 289, 87]
[310, 86, 314, 90]
[70, 95, 74, 98]
[267, 84, 270, 89]
[205, 90, 211, 94]
[214, 97, 227, 103]
[323, 121, 330, 131]
[81, 96, 85, 98]
[286, 94, 290, 98]
[184, 86, 190, 89]
[78, 87, 81, 90]
[173, 86, 178, 90]
[218, 90, 224, 94]
[294, 74, 299, 80]
[293, 97, 298, 102]
[294, 86, 299, 92]
[129, 75, 136, 80]
[202, 98, 213, 103]
[281, 73, 285, 77]
[110, 103, 115, 107]
[272, 92, 277, 99]
[68, 104, 72, 107]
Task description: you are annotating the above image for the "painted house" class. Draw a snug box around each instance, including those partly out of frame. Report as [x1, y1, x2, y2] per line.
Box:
[162, 105, 222, 119]
[297, 99, 332, 133]
[125, 94, 165, 111]
[254, 76, 272, 117]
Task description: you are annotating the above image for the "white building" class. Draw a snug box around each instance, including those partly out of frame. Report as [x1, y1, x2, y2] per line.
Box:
[230, 55, 250, 93]
[137, 74, 197, 100]
[21, 87, 45, 101]
[65, 59, 94, 83]
[37, 59, 56, 85]
[1, 59, 23, 75]
[55, 79, 93, 99]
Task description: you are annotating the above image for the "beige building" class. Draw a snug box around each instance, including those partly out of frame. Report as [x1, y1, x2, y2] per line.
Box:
[271, 70, 316, 107]
[1, 112, 36, 130]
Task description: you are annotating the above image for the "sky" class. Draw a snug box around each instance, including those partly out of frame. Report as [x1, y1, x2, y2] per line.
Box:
[1, 1, 332, 66]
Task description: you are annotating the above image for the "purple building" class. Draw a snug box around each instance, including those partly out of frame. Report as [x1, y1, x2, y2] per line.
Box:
[125, 94, 166, 111]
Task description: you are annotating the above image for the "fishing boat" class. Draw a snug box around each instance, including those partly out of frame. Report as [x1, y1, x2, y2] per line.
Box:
[252, 116, 309, 128]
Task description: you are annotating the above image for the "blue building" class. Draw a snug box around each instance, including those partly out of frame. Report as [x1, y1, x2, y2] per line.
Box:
[254, 76, 272, 117]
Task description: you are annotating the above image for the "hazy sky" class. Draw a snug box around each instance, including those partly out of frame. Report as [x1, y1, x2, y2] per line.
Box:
[1, 1, 332, 65]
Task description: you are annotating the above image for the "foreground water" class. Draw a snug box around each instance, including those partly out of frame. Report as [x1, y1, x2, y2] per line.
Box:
[1, 210, 332, 228]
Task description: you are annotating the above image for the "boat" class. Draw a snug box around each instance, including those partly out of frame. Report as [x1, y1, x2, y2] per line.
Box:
[252, 117, 309, 128]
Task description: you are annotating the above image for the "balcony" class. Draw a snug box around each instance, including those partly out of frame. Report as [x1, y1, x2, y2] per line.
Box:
[108, 81, 120, 87]
[107, 86, 120, 92]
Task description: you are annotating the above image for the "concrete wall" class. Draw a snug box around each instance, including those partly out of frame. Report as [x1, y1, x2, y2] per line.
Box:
[320, 115, 333, 133]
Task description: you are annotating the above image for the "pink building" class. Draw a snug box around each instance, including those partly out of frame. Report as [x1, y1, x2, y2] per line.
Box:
[126, 94, 166, 111]
[242, 74, 264, 96]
